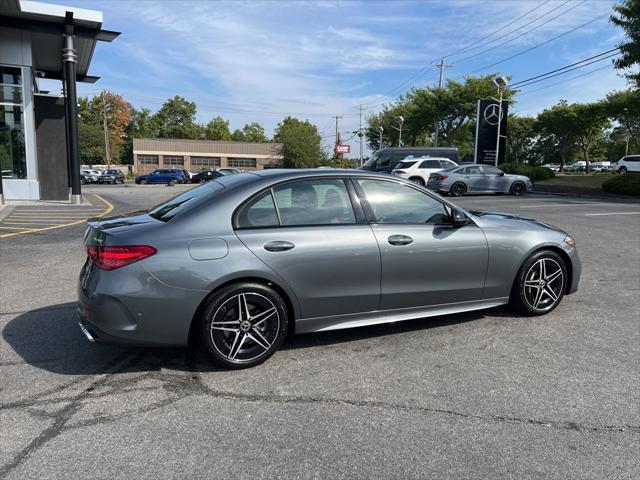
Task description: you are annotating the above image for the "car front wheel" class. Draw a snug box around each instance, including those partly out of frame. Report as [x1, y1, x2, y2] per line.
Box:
[512, 250, 567, 316]
[409, 177, 425, 186]
[619, 167, 627, 175]
[510, 181, 526, 196]
[199, 283, 289, 369]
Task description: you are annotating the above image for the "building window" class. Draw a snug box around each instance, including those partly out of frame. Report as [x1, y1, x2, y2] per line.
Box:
[0, 66, 26, 179]
[138, 155, 159, 165]
[228, 157, 256, 169]
[163, 155, 184, 166]
[191, 156, 221, 170]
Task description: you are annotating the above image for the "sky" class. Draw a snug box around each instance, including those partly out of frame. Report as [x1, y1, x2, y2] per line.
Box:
[41, 0, 630, 155]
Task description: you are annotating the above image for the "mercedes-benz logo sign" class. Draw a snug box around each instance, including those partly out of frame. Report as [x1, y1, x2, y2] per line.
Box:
[483, 104, 503, 126]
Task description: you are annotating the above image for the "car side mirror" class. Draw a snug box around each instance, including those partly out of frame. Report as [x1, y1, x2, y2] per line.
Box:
[498, 171, 505, 176]
[451, 208, 469, 227]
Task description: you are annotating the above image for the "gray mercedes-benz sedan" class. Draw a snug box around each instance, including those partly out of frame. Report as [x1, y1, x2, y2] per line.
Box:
[78, 169, 580, 368]
[427, 164, 532, 196]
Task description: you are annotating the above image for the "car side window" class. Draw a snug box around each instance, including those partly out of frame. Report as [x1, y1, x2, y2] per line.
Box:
[236, 191, 279, 228]
[419, 160, 441, 169]
[357, 179, 448, 225]
[481, 166, 502, 175]
[273, 178, 356, 226]
[377, 153, 392, 170]
[461, 166, 481, 174]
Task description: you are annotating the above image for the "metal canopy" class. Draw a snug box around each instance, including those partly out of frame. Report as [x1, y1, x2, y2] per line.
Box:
[0, 0, 120, 83]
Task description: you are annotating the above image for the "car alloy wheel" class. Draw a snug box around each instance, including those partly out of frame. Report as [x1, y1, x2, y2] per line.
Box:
[410, 177, 425, 186]
[168, 179, 177, 186]
[510, 181, 525, 196]
[200, 284, 288, 369]
[513, 250, 566, 315]
[619, 167, 627, 175]
[450, 182, 466, 197]
[140, 179, 147, 185]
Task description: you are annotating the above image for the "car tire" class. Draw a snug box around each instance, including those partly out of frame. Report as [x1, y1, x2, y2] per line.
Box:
[140, 179, 147, 185]
[450, 182, 467, 197]
[409, 177, 425, 186]
[168, 179, 177, 186]
[511, 249, 567, 316]
[619, 167, 627, 175]
[510, 181, 526, 196]
[199, 282, 289, 369]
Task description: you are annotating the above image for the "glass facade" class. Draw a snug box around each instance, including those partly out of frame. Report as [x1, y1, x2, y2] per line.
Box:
[163, 155, 184, 166]
[191, 156, 220, 170]
[138, 155, 159, 165]
[0, 66, 26, 179]
[228, 157, 256, 169]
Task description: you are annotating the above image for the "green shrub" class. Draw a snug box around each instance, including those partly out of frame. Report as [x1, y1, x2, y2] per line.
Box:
[602, 174, 640, 196]
[500, 162, 555, 181]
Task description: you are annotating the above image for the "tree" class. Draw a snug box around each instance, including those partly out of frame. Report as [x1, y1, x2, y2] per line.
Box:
[78, 122, 106, 165]
[569, 103, 611, 172]
[506, 115, 536, 164]
[535, 101, 578, 171]
[365, 75, 516, 160]
[605, 89, 640, 155]
[231, 122, 268, 142]
[152, 96, 199, 139]
[204, 116, 231, 141]
[78, 91, 133, 165]
[273, 116, 325, 168]
[611, 0, 640, 87]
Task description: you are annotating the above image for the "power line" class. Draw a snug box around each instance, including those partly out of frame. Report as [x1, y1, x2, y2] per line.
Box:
[511, 52, 620, 88]
[445, 0, 552, 58]
[468, 10, 613, 74]
[509, 47, 621, 87]
[454, 0, 583, 65]
[516, 63, 613, 97]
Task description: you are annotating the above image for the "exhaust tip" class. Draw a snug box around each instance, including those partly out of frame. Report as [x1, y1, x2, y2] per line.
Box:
[78, 321, 95, 342]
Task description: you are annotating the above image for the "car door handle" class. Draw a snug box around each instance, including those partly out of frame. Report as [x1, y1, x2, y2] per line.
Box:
[388, 235, 413, 246]
[264, 241, 295, 252]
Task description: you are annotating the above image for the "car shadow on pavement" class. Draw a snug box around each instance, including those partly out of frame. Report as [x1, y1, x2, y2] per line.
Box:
[3, 301, 506, 375]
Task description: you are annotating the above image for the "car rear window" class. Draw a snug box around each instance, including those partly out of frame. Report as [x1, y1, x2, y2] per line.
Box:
[147, 182, 221, 221]
[394, 161, 417, 169]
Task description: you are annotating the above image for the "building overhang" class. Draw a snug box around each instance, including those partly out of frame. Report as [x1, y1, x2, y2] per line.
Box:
[0, 0, 120, 83]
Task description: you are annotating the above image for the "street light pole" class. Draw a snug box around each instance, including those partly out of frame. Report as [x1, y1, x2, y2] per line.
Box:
[358, 104, 364, 167]
[395, 116, 404, 147]
[491, 76, 509, 168]
[377, 125, 384, 150]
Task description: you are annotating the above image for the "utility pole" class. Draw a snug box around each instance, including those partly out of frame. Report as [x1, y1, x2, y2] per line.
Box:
[101, 90, 111, 169]
[434, 57, 453, 147]
[333, 115, 342, 163]
[377, 126, 384, 150]
[358, 105, 364, 167]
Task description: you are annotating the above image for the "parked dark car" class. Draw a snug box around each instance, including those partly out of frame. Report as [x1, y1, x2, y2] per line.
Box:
[98, 169, 125, 184]
[360, 147, 460, 173]
[192, 170, 224, 183]
[80, 170, 100, 184]
[135, 169, 184, 185]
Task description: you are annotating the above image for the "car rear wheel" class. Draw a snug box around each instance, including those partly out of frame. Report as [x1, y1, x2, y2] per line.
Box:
[199, 283, 289, 369]
[511, 250, 567, 316]
[450, 182, 467, 197]
[510, 181, 525, 196]
[409, 177, 425, 186]
[619, 167, 627, 175]
[168, 179, 177, 186]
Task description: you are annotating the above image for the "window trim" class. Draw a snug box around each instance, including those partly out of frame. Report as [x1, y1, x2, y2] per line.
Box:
[351, 176, 462, 227]
[233, 176, 364, 230]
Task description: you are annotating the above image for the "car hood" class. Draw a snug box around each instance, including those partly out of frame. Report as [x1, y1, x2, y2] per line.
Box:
[468, 209, 566, 235]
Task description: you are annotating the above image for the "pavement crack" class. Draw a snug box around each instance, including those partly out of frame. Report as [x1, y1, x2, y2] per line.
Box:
[0, 350, 144, 478]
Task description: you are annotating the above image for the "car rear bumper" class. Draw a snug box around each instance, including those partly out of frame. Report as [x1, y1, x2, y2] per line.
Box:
[77, 259, 207, 347]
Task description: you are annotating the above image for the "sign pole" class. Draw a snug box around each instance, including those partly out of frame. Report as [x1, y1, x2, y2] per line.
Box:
[495, 89, 503, 167]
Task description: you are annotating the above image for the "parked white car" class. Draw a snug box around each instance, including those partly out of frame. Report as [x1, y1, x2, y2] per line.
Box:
[616, 155, 640, 174]
[391, 156, 458, 186]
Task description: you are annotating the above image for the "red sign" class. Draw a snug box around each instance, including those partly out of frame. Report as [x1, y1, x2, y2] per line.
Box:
[335, 144, 350, 154]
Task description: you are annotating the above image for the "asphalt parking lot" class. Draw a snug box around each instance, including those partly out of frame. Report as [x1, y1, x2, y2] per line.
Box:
[1, 183, 638, 479]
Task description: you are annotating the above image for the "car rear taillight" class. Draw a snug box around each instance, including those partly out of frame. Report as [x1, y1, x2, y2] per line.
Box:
[435, 174, 448, 180]
[86, 245, 157, 270]
[394, 170, 406, 174]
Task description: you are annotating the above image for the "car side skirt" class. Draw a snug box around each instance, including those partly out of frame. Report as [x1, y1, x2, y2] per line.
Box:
[295, 297, 510, 334]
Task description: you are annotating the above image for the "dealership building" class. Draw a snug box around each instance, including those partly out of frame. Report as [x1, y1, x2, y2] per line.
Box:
[133, 138, 284, 174]
[0, 0, 117, 202]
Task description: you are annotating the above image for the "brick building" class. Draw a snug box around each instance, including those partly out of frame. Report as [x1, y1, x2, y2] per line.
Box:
[133, 138, 284, 174]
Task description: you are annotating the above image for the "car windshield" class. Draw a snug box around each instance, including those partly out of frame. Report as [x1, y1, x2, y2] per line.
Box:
[362, 151, 380, 168]
[443, 166, 460, 172]
[394, 161, 417, 169]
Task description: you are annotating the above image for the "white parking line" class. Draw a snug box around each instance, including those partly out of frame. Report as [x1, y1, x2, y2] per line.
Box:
[519, 203, 628, 208]
[584, 212, 640, 216]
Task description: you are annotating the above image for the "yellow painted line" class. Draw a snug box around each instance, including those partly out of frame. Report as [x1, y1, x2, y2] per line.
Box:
[0, 226, 31, 230]
[0, 194, 114, 239]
